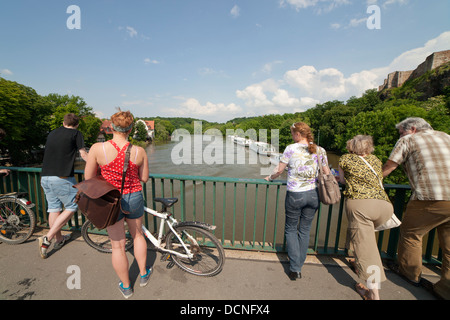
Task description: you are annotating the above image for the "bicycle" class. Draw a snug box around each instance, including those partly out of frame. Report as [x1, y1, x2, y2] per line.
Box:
[0, 192, 36, 244]
[81, 197, 225, 277]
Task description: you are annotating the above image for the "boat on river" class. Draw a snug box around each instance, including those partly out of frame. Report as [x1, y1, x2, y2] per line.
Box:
[249, 141, 276, 156]
[234, 136, 251, 147]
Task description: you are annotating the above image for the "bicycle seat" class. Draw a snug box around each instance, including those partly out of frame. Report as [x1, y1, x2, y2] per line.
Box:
[154, 197, 178, 208]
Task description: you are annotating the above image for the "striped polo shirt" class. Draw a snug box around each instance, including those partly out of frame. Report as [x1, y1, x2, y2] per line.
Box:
[389, 130, 450, 201]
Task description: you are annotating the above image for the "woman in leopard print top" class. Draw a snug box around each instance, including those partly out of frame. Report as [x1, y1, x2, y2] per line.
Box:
[338, 135, 393, 300]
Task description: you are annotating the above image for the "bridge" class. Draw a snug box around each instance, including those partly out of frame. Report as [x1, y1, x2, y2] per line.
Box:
[0, 167, 443, 301]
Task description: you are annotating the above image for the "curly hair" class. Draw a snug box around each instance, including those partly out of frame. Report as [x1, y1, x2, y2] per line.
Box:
[346, 135, 374, 155]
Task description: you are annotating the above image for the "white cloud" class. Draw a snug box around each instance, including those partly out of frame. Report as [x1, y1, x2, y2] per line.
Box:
[230, 5, 240, 18]
[165, 98, 242, 121]
[385, 31, 450, 73]
[235, 30, 450, 113]
[280, 0, 350, 13]
[126, 26, 138, 38]
[144, 58, 160, 65]
[383, 0, 409, 8]
[0, 69, 13, 76]
[262, 60, 284, 74]
[119, 26, 138, 38]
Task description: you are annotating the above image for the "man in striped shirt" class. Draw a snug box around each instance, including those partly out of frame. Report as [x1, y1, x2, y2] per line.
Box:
[383, 117, 450, 300]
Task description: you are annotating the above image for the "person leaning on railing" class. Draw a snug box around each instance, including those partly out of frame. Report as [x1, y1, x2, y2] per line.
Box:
[265, 122, 330, 281]
[37, 114, 88, 259]
[383, 117, 450, 300]
[338, 135, 393, 300]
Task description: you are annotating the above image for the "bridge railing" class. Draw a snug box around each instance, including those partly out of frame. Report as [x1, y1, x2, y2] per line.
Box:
[0, 167, 442, 265]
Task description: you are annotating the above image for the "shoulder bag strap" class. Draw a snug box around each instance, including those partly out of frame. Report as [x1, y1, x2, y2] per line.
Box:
[358, 155, 384, 189]
[120, 143, 133, 195]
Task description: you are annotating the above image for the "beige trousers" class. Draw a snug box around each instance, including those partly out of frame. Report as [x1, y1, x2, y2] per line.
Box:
[345, 199, 393, 284]
[398, 200, 450, 300]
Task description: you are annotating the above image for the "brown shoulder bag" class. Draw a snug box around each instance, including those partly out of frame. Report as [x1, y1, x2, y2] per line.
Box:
[316, 147, 341, 205]
[73, 143, 132, 229]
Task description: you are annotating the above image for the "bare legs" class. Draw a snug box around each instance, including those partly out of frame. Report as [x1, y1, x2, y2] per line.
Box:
[107, 217, 148, 288]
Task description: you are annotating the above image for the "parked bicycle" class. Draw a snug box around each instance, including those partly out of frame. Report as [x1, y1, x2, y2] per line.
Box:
[81, 197, 225, 277]
[0, 192, 36, 244]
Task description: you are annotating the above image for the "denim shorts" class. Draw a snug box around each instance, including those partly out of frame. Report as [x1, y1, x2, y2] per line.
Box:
[118, 191, 145, 221]
[41, 176, 78, 213]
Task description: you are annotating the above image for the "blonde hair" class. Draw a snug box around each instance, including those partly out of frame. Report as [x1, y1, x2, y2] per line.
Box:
[346, 135, 374, 155]
[292, 122, 317, 154]
[110, 109, 134, 133]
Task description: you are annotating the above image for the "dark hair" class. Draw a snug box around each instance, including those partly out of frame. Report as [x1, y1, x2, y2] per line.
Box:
[64, 113, 80, 127]
[0, 128, 5, 140]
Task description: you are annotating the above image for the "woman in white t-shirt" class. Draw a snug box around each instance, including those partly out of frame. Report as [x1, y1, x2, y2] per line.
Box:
[265, 122, 330, 280]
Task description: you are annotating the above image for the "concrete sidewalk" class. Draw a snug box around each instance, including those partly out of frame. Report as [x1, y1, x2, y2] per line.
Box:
[0, 228, 441, 301]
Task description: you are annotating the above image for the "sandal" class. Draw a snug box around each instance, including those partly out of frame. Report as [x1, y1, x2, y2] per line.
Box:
[355, 283, 371, 300]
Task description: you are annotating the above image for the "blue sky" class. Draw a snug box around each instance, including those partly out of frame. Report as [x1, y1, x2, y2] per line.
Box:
[1, 0, 449, 123]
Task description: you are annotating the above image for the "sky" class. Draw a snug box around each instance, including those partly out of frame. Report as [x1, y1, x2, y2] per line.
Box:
[0, 0, 449, 123]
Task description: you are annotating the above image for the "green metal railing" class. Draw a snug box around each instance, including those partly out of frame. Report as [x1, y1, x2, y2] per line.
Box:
[0, 167, 442, 265]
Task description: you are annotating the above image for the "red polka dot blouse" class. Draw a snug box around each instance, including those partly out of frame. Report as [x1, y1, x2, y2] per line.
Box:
[100, 141, 142, 194]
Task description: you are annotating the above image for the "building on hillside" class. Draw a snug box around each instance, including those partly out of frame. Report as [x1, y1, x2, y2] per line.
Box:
[97, 119, 155, 142]
[379, 50, 450, 91]
[134, 119, 155, 141]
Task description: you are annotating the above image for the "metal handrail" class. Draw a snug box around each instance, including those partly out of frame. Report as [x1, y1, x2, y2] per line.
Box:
[0, 167, 442, 265]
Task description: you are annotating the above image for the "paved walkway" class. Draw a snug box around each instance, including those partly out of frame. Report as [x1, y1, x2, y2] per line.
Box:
[0, 228, 441, 303]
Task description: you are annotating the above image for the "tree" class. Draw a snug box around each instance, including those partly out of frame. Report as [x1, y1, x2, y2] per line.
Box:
[0, 78, 53, 165]
[135, 121, 148, 141]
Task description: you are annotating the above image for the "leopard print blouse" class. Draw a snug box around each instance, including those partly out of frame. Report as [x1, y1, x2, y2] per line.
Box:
[339, 153, 390, 202]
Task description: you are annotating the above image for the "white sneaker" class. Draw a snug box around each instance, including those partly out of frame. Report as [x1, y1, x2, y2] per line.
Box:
[38, 236, 50, 259]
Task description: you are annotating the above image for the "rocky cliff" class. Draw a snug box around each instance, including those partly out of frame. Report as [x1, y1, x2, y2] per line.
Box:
[378, 50, 450, 101]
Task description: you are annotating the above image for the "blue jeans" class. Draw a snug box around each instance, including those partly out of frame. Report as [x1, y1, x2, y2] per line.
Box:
[284, 189, 320, 273]
[41, 176, 78, 212]
[117, 191, 144, 221]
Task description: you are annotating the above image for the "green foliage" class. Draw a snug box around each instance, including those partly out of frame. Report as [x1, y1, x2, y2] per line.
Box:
[0, 78, 103, 165]
[1, 61, 449, 177]
[134, 121, 148, 141]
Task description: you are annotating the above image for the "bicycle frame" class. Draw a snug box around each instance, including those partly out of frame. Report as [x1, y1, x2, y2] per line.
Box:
[142, 207, 194, 259]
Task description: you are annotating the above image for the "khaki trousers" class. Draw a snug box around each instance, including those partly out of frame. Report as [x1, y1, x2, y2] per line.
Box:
[345, 199, 393, 284]
[397, 200, 450, 300]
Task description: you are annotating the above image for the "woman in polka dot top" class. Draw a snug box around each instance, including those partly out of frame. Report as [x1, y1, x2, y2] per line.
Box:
[84, 109, 150, 298]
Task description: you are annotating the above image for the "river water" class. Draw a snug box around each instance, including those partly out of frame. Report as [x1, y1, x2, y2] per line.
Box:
[144, 135, 344, 249]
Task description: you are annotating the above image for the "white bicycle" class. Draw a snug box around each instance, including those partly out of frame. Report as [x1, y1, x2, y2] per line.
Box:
[81, 197, 225, 277]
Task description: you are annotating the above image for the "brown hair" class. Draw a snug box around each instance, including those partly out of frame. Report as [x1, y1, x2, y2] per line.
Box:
[110, 109, 134, 132]
[63, 113, 80, 127]
[346, 135, 374, 155]
[292, 122, 317, 154]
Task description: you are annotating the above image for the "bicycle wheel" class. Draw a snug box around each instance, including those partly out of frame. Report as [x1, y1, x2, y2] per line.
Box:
[81, 220, 134, 254]
[0, 197, 35, 244]
[165, 226, 225, 277]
